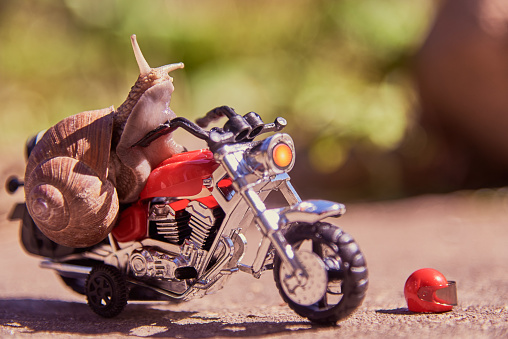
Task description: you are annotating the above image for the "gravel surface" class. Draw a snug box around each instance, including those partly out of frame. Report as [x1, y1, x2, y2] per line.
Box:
[1, 157, 507, 338]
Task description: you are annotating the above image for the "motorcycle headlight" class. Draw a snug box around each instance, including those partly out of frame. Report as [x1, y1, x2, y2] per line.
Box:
[272, 143, 293, 169]
[247, 133, 295, 176]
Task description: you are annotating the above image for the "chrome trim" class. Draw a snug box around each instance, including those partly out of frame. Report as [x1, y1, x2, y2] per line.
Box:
[278, 180, 301, 205]
[40, 261, 92, 275]
[246, 133, 295, 177]
[278, 200, 346, 226]
[140, 238, 181, 255]
[252, 236, 272, 274]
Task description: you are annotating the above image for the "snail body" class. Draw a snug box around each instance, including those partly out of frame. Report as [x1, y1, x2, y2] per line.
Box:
[24, 35, 184, 247]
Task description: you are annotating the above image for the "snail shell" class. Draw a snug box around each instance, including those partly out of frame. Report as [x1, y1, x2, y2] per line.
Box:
[24, 35, 184, 248]
[24, 108, 118, 248]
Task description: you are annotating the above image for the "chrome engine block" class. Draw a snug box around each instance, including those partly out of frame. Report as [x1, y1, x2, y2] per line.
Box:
[187, 201, 224, 250]
[130, 198, 227, 284]
[148, 198, 225, 250]
[129, 240, 204, 280]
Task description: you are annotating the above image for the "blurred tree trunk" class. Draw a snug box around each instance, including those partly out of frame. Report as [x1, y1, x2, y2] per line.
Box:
[413, 0, 508, 191]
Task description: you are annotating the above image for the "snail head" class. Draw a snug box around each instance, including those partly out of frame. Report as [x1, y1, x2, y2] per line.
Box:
[113, 35, 184, 145]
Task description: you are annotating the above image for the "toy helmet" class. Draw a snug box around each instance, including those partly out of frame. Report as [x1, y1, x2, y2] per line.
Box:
[404, 268, 457, 313]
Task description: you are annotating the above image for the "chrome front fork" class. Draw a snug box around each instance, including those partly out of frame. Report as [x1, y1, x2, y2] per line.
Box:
[219, 151, 307, 279]
[240, 179, 346, 278]
[241, 182, 307, 279]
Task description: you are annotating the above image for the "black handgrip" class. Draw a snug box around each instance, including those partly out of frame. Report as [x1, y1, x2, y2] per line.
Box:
[196, 106, 238, 128]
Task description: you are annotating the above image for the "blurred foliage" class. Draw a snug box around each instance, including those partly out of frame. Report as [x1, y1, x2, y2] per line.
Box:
[0, 0, 433, 186]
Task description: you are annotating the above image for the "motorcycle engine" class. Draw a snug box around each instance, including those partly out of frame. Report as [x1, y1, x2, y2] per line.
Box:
[148, 198, 225, 250]
[128, 198, 225, 283]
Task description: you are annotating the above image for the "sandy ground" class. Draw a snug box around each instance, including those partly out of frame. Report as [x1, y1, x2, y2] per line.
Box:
[1, 156, 507, 338]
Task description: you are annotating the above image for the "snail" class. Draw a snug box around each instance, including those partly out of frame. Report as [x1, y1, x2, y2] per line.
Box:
[24, 35, 185, 248]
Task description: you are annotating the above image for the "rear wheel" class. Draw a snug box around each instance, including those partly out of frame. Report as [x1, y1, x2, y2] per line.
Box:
[273, 222, 368, 324]
[85, 265, 128, 318]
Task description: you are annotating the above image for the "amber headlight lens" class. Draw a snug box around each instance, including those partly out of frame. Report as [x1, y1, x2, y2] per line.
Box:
[247, 133, 295, 176]
[273, 143, 293, 168]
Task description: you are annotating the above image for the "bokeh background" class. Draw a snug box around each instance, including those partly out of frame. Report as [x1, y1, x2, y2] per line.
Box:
[1, 0, 506, 202]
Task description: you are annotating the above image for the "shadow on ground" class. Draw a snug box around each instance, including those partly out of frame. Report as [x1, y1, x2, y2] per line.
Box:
[0, 299, 323, 337]
[375, 308, 413, 315]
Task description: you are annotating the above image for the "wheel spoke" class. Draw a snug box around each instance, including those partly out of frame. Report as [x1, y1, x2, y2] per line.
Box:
[88, 276, 113, 307]
[98, 278, 106, 289]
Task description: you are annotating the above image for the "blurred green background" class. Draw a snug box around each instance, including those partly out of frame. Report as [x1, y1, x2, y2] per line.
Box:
[0, 0, 435, 201]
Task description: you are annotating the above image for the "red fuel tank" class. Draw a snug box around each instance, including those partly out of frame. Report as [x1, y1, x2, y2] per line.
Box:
[140, 149, 219, 200]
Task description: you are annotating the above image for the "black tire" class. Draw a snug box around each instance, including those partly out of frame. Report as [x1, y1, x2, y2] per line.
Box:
[273, 222, 368, 325]
[85, 265, 128, 318]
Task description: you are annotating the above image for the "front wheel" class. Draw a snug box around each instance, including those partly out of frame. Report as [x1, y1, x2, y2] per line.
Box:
[273, 222, 368, 324]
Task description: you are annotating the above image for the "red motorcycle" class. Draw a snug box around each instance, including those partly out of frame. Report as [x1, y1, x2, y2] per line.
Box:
[7, 106, 368, 324]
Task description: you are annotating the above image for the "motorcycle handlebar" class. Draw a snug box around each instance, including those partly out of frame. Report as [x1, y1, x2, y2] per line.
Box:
[195, 106, 286, 142]
[130, 106, 286, 150]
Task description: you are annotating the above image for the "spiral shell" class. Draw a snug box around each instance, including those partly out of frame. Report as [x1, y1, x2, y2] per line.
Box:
[24, 108, 119, 248]
[23, 35, 185, 247]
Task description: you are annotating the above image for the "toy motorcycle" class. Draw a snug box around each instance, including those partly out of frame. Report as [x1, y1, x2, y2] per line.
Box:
[6, 106, 368, 324]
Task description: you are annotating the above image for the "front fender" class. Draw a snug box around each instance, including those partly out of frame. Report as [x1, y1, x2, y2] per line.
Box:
[277, 200, 346, 226]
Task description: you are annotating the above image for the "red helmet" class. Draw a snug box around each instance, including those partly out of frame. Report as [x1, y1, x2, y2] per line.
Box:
[404, 268, 457, 313]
